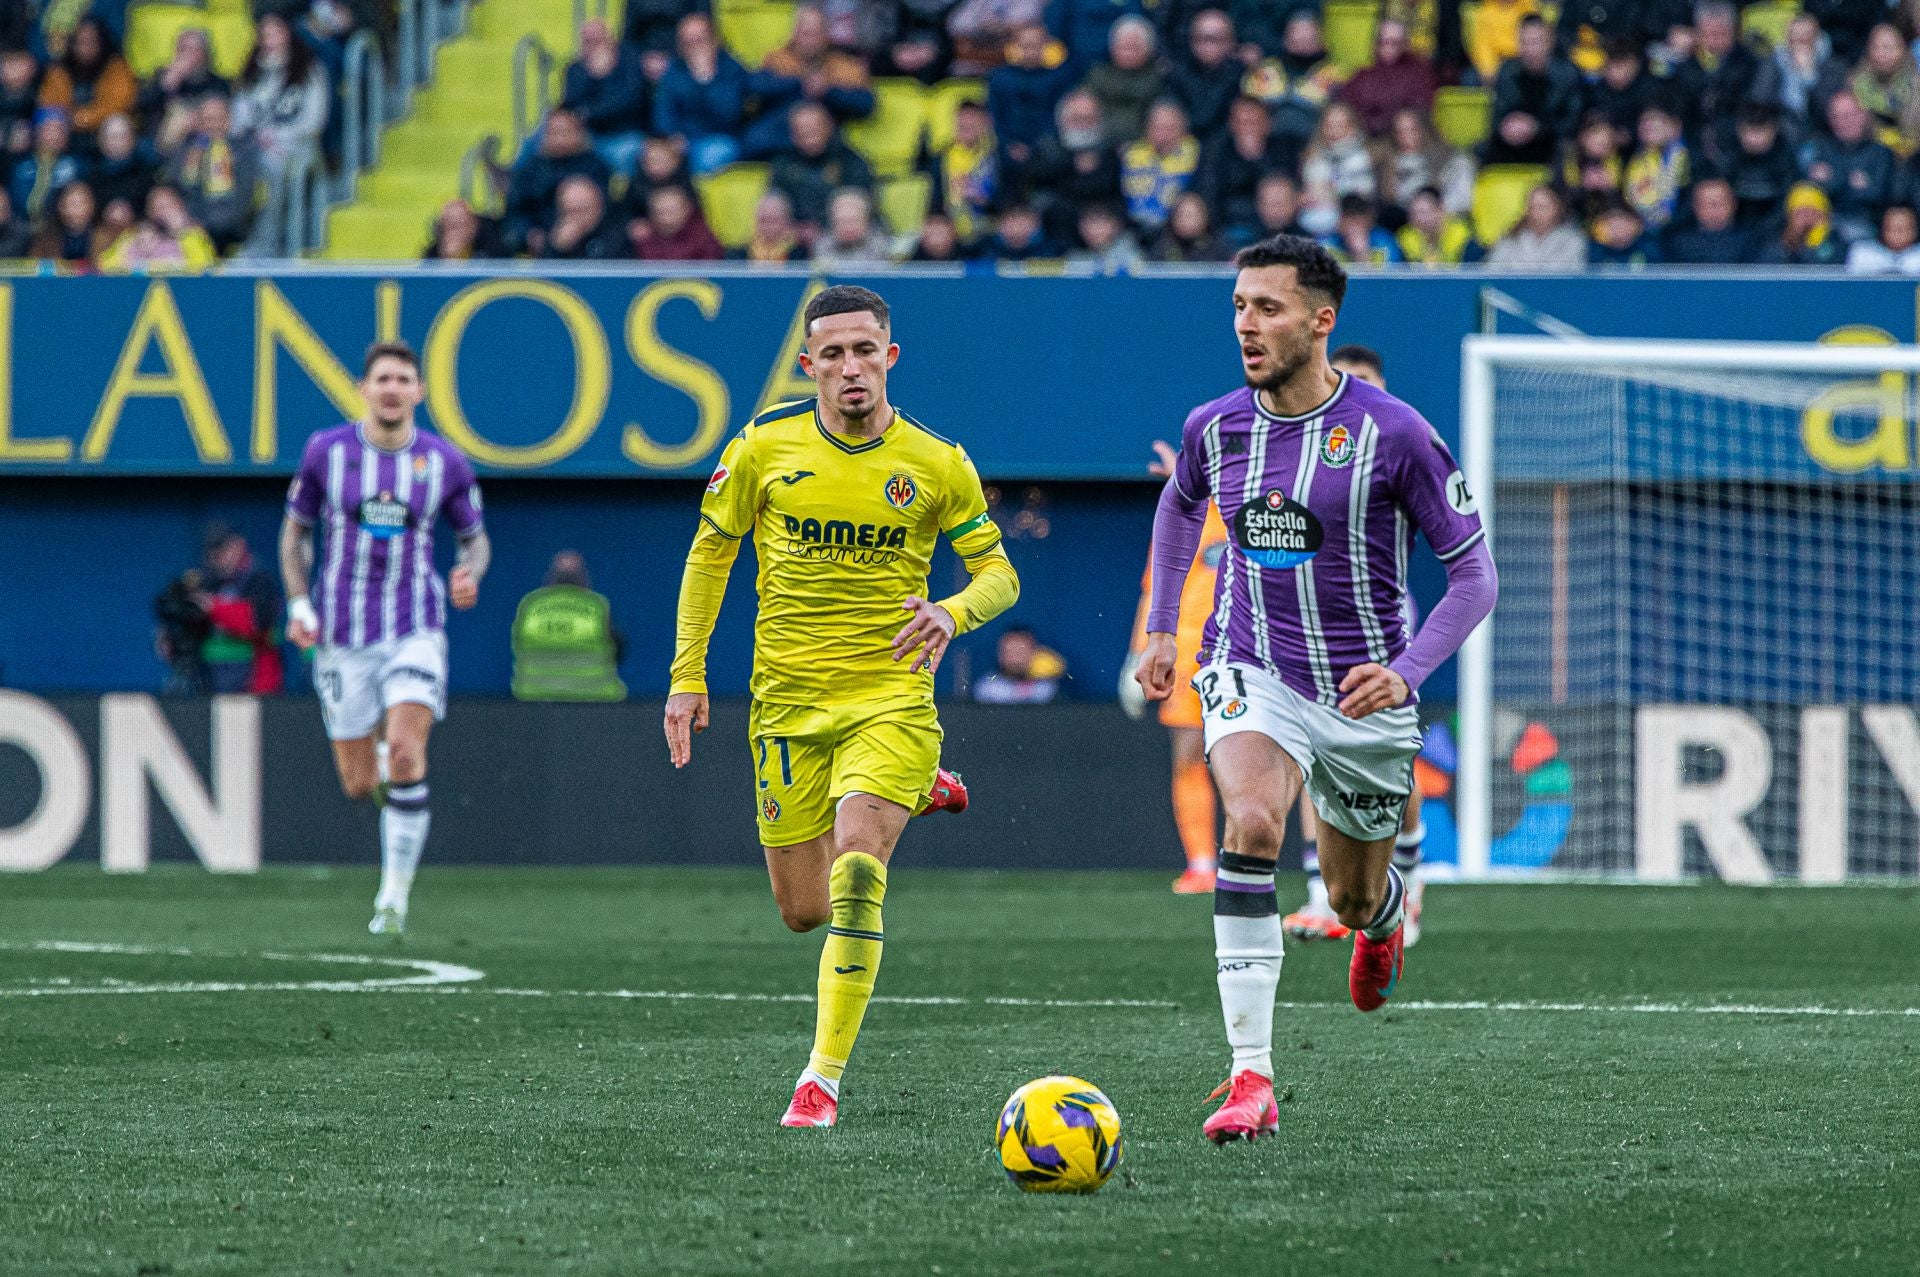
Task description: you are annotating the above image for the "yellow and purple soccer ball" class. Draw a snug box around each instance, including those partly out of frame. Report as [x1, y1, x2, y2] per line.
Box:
[996, 1076, 1123, 1193]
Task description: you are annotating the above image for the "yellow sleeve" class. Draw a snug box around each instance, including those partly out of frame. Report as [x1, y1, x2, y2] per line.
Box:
[668, 433, 760, 695]
[934, 446, 1019, 634]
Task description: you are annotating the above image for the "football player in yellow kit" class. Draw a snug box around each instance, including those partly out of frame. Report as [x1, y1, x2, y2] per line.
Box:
[664, 286, 1020, 1128]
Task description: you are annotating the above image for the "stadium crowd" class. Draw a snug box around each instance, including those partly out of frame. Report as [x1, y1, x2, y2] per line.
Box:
[437, 0, 1920, 272]
[0, 0, 378, 270]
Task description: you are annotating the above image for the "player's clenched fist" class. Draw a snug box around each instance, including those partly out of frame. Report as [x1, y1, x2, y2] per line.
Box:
[449, 565, 479, 609]
[1135, 632, 1179, 701]
[664, 692, 709, 768]
[1337, 663, 1409, 720]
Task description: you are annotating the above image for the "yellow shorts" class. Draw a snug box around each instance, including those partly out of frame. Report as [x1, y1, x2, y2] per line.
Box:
[748, 696, 944, 847]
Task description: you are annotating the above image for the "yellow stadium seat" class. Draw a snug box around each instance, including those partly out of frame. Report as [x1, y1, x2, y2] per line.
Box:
[1741, 0, 1797, 49]
[718, 3, 796, 70]
[878, 174, 931, 237]
[696, 162, 771, 249]
[127, 5, 255, 79]
[1433, 85, 1491, 149]
[1471, 164, 1548, 244]
[1323, 1, 1380, 73]
[1459, 1, 1480, 52]
[924, 78, 988, 154]
[844, 78, 928, 179]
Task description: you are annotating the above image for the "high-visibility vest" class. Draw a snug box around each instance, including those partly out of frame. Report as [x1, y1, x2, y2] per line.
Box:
[510, 585, 627, 702]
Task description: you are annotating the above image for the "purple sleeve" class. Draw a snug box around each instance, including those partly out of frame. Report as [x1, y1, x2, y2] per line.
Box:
[1391, 417, 1486, 565]
[443, 449, 485, 536]
[285, 439, 325, 525]
[1145, 413, 1214, 634]
[1388, 539, 1496, 692]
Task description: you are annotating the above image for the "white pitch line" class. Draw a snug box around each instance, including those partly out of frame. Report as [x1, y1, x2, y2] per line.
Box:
[1304, 998, 1920, 1018]
[474, 987, 1180, 1009]
[0, 940, 484, 997]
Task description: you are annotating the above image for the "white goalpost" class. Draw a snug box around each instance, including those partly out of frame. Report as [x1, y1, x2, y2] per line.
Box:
[1457, 336, 1920, 883]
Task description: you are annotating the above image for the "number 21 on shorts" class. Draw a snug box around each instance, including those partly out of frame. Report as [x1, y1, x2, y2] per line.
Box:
[1194, 668, 1249, 720]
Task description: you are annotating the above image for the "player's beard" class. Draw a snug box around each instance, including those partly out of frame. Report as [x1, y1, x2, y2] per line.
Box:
[1244, 325, 1315, 395]
[834, 389, 877, 420]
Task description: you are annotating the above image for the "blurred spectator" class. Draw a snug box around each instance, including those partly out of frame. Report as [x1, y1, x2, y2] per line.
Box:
[87, 113, 150, 217]
[875, 0, 955, 82]
[1339, 20, 1436, 137]
[12, 108, 79, 221]
[989, 23, 1074, 166]
[1021, 88, 1119, 240]
[1661, 177, 1753, 263]
[1623, 101, 1688, 231]
[1081, 16, 1164, 147]
[1585, 38, 1653, 137]
[769, 100, 874, 231]
[624, 0, 705, 55]
[980, 200, 1057, 258]
[628, 181, 724, 259]
[136, 28, 228, 154]
[1245, 170, 1310, 241]
[1586, 196, 1660, 266]
[1199, 96, 1292, 235]
[1119, 98, 1198, 230]
[1150, 188, 1229, 259]
[1671, 1, 1758, 136]
[1299, 100, 1373, 235]
[811, 186, 894, 268]
[949, 0, 1045, 77]
[973, 624, 1065, 703]
[1753, 15, 1848, 126]
[1716, 103, 1798, 228]
[99, 183, 218, 272]
[1846, 203, 1920, 271]
[165, 96, 259, 252]
[933, 99, 997, 241]
[1484, 184, 1585, 267]
[1227, 0, 1300, 60]
[624, 134, 694, 212]
[153, 566, 211, 695]
[1050, 0, 1151, 66]
[1804, 0, 1882, 64]
[818, 0, 903, 56]
[1467, 0, 1540, 83]
[656, 13, 749, 174]
[1487, 16, 1580, 164]
[562, 19, 650, 175]
[1375, 106, 1472, 215]
[0, 188, 30, 257]
[1320, 192, 1401, 263]
[1851, 24, 1920, 155]
[38, 16, 135, 141]
[1241, 12, 1342, 153]
[1167, 9, 1241, 145]
[189, 525, 284, 695]
[908, 210, 967, 260]
[743, 5, 875, 159]
[235, 14, 328, 256]
[1396, 184, 1479, 263]
[1756, 181, 1844, 263]
[0, 49, 40, 153]
[1067, 200, 1144, 271]
[510, 550, 627, 703]
[1559, 112, 1622, 201]
[733, 189, 811, 264]
[422, 198, 503, 261]
[1800, 91, 1896, 241]
[502, 109, 611, 255]
[539, 173, 629, 259]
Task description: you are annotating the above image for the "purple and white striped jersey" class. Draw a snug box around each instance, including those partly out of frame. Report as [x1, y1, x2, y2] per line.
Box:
[285, 423, 485, 649]
[1165, 375, 1484, 706]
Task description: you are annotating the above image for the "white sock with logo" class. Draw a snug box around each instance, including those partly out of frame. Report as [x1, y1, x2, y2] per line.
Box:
[1214, 852, 1284, 1078]
[377, 782, 430, 912]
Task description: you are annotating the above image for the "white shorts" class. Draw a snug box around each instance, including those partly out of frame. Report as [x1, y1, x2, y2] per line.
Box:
[1195, 661, 1423, 843]
[313, 631, 449, 741]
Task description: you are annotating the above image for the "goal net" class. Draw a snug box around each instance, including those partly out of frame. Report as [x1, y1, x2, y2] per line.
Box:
[1458, 337, 1920, 883]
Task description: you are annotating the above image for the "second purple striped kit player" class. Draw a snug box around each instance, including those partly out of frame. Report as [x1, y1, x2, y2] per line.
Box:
[279, 341, 490, 935]
[1135, 236, 1497, 1144]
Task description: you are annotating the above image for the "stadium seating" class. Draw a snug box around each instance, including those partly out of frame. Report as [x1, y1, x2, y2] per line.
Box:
[697, 162, 771, 248]
[1471, 164, 1549, 244]
[1741, 0, 1797, 48]
[1433, 85, 1491, 149]
[878, 173, 932, 239]
[1323, 2, 1379, 73]
[718, 1, 797, 71]
[126, 2, 255, 78]
[1459, 1, 1480, 55]
[845, 78, 930, 179]
[923, 78, 988, 155]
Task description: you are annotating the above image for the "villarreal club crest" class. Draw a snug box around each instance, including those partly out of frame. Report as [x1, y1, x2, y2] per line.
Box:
[885, 473, 918, 510]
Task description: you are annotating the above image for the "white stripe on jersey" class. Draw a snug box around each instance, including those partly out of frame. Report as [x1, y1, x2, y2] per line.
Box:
[1204, 413, 1233, 667]
[424, 450, 447, 624]
[321, 441, 346, 646]
[1349, 416, 1389, 665]
[1394, 506, 1412, 636]
[349, 441, 375, 647]
[1241, 416, 1276, 676]
[1292, 416, 1336, 704]
[382, 446, 412, 643]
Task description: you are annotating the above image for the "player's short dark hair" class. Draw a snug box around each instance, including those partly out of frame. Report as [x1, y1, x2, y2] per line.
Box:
[1331, 344, 1383, 375]
[1233, 234, 1347, 311]
[804, 285, 890, 334]
[363, 340, 420, 377]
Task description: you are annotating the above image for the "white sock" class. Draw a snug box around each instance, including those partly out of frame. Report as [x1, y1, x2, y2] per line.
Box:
[799, 1068, 840, 1101]
[377, 782, 430, 912]
[1214, 854, 1283, 1079]
[1362, 864, 1407, 940]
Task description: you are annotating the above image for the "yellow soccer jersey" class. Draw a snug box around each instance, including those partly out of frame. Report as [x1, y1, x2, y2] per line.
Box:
[670, 398, 1019, 707]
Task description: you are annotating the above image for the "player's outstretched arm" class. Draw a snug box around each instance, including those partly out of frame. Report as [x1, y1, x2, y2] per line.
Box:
[278, 515, 317, 649]
[450, 528, 490, 609]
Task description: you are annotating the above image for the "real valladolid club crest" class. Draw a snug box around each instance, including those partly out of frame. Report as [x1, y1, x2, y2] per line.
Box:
[885, 472, 918, 509]
[1320, 424, 1355, 468]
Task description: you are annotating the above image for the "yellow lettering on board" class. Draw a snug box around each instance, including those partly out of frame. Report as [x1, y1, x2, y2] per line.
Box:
[622, 279, 730, 469]
[754, 279, 826, 414]
[423, 278, 610, 468]
[82, 280, 230, 463]
[0, 283, 74, 461]
[377, 280, 401, 342]
[252, 280, 366, 463]
[1801, 326, 1908, 474]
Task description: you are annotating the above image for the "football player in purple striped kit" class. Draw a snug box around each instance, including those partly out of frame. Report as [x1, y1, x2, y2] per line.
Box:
[1136, 237, 1497, 1143]
[278, 342, 490, 935]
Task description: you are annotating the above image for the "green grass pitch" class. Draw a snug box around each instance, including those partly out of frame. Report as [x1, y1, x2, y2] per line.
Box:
[3, 867, 1916, 1276]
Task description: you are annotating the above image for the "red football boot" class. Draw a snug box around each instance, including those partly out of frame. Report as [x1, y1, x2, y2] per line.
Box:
[1349, 923, 1405, 1012]
[779, 1079, 838, 1128]
[921, 767, 969, 816]
[1201, 1070, 1279, 1144]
